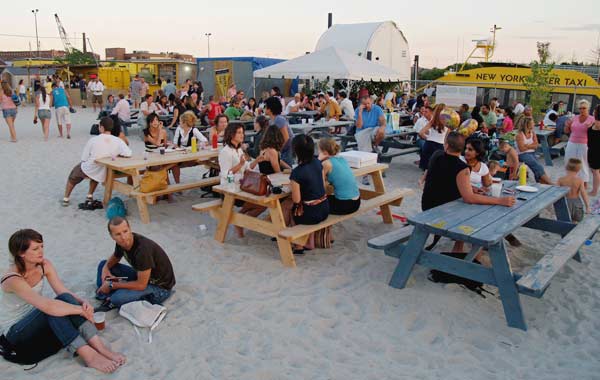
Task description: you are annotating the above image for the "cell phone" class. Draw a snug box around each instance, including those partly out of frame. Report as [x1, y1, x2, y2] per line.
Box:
[517, 197, 527, 201]
[105, 276, 128, 281]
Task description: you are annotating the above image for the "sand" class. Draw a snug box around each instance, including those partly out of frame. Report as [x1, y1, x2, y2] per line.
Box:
[0, 106, 599, 380]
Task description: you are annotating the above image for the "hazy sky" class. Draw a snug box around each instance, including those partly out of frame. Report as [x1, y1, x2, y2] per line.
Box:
[2, 0, 599, 68]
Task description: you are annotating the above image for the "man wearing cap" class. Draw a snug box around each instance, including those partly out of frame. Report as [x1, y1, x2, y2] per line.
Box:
[354, 89, 386, 184]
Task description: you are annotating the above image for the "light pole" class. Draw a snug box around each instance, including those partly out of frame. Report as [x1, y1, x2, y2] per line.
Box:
[205, 33, 212, 58]
[31, 9, 40, 57]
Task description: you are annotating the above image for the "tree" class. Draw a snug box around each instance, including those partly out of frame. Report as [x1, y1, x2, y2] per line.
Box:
[523, 42, 555, 122]
[56, 49, 96, 66]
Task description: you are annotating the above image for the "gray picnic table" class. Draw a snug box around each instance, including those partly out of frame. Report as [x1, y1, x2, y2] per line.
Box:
[286, 110, 320, 121]
[535, 129, 555, 166]
[368, 181, 600, 330]
[291, 120, 354, 136]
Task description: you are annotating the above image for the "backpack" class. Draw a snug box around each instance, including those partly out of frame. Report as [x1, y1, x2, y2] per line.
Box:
[11, 93, 21, 107]
[106, 197, 127, 220]
[427, 252, 492, 298]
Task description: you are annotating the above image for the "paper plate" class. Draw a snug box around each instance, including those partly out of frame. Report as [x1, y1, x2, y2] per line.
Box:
[516, 185, 539, 193]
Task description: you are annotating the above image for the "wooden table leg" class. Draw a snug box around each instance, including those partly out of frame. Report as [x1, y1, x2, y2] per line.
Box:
[371, 170, 393, 224]
[130, 169, 151, 224]
[540, 135, 553, 166]
[269, 201, 296, 268]
[214, 194, 235, 243]
[488, 241, 527, 330]
[389, 227, 429, 288]
[103, 168, 115, 206]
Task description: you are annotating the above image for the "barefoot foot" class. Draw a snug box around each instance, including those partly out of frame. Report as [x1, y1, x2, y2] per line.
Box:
[77, 346, 119, 373]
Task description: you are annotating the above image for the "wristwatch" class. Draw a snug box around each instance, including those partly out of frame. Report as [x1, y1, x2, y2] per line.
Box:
[108, 279, 114, 291]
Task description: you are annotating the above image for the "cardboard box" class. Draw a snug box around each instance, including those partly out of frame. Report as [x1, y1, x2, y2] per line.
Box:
[339, 151, 378, 168]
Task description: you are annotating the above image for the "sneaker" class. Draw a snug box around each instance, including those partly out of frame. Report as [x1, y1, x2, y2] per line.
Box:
[94, 300, 117, 312]
[361, 176, 370, 186]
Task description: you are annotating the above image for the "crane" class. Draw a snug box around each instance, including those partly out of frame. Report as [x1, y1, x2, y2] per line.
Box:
[54, 13, 74, 53]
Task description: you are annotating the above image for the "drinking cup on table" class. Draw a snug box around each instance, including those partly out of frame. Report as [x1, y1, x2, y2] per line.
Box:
[491, 182, 502, 197]
[93, 312, 106, 331]
[308, 118, 314, 124]
[159, 147, 165, 155]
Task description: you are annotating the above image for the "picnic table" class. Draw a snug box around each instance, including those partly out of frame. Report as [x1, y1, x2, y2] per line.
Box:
[368, 181, 600, 330]
[97, 149, 219, 224]
[291, 120, 354, 137]
[193, 163, 411, 267]
[535, 128, 555, 166]
[286, 110, 320, 121]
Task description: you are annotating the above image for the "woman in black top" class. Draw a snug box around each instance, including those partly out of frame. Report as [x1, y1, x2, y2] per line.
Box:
[167, 98, 186, 130]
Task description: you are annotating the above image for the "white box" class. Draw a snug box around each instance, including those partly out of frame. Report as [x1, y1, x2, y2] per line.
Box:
[339, 151, 378, 168]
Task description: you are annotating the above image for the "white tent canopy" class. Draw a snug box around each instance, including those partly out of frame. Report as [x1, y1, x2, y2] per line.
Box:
[252, 47, 404, 82]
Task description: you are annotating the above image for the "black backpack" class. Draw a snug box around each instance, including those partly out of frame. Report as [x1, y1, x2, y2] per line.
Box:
[427, 252, 493, 298]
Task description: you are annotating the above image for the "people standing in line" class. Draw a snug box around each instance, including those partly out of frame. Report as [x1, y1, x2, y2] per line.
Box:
[0, 229, 126, 373]
[515, 116, 553, 184]
[51, 83, 73, 139]
[18, 80, 27, 106]
[89, 77, 105, 112]
[318, 138, 360, 215]
[264, 96, 294, 166]
[587, 105, 600, 196]
[565, 99, 595, 187]
[95, 217, 176, 311]
[558, 158, 590, 223]
[129, 75, 142, 109]
[418, 104, 450, 171]
[0, 81, 18, 142]
[34, 86, 53, 141]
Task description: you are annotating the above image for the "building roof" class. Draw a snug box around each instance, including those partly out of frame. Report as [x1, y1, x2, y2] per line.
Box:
[1, 67, 57, 75]
[315, 21, 408, 55]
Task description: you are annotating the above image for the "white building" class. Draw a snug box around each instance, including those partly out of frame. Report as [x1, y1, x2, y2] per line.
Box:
[315, 21, 411, 81]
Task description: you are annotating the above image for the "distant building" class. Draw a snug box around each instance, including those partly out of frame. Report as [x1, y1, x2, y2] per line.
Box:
[0, 49, 67, 61]
[315, 21, 411, 80]
[105, 48, 194, 62]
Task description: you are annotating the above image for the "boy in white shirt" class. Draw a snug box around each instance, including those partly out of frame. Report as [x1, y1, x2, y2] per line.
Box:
[62, 117, 132, 207]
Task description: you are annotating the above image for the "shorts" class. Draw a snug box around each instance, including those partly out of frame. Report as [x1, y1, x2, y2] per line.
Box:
[19, 93, 26, 102]
[37, 109, 52, 120]
[80, 91, 87, 100]
[92, 94, 103, 104]
[55, 107, 71, 125]
[328, 195, 360, 215]
[567, 197, 584, 222]
[131, 94, 141, 103]
[68, 163, 89, 185]
[2, 108, 17, 118]
[518, 152, 546, 182]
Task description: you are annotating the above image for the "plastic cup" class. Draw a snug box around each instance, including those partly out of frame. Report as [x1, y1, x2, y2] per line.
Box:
[159, 147, 165, 155]
[491, 183, 502, 197]
[93, 312, 106, 331]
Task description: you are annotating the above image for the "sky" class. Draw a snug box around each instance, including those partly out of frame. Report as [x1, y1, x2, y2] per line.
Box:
[2, 0, 599, 68]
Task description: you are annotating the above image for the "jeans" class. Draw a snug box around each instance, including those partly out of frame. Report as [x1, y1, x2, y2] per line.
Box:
[96, 260, 172, 307]
[6, 293, 96, 356]
[281, 148, 294, 167]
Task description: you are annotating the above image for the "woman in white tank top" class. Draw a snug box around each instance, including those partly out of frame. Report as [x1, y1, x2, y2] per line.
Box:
[0, 229, 125, 372]
[34, 88, 52, 141]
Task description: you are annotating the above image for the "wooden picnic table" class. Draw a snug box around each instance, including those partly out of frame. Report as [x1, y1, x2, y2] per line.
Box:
[97, 149, 219, 224]
[197, 163, 407, 267]
[371, 181, 599, 330]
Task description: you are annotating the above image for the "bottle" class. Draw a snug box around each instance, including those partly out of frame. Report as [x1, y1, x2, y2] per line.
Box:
[539, 120, 545, 130]
[518, 164, 527, 186]
[226, 172, 235, 191]
[212, 133, 218, 150]
[191, 136, 197, 153]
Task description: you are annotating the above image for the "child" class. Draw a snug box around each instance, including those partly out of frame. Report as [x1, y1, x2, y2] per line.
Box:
[558, 158, 590, 223]
[498, 140, 519, 180]
[488, 160, 501, 177]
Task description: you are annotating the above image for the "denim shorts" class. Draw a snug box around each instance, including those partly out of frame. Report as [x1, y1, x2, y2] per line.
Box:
[2, 108, 17, 118]
[38, 109, 52, 120]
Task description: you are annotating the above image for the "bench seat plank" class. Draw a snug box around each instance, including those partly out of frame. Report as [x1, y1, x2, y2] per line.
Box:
[279, 188, 412, 241]
[517, 216, 600, 297]
[367, 226, 414, 250]
[132, 177, 220, 198]
[192, 199, 223, 212]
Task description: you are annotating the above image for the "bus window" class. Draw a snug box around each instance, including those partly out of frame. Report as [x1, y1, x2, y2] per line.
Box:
[490, 89, 506, 107]
[508, 90, 527, 106]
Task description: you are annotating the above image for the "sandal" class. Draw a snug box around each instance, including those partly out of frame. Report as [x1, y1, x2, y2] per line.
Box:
[78, 200, 96, 210]
[62, 198, 70, 207]
[91, 200, 104, 210]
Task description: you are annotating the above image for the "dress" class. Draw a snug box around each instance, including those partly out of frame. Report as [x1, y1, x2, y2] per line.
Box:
[588, 126, 600, 170]
[565, 115, 594, 181]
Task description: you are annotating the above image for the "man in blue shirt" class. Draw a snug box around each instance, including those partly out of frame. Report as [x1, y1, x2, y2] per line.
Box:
[354, 89, 386, 153]
[51, 83, 73, 139]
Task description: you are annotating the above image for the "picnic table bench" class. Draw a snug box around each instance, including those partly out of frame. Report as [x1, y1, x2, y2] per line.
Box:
[339, 128, 420, 163]
[368, 181, 599, 330]
[193, 163, 411, 267]
[291, 120, 354, 138]
[97, 149, 219, 223]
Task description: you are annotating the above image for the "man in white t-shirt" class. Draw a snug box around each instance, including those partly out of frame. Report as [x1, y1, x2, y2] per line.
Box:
[138, 94, 158, 127]
[337, 91, 355, 120]
[111, 94, 131, 123]
[414, 105, 433, 153]
[284, 93, 303, 115]
[88, 78, 105, 112]
[513, 101, 525, 115]
[62, 117, 132, 206]
[543, 103, 560, 127]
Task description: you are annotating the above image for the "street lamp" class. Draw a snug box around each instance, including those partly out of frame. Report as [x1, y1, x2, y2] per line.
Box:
[31, 9, 40, 58]
[205, 33, 212, 58]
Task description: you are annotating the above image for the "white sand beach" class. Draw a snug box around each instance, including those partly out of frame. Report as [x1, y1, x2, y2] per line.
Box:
[0, 106, 599, 380]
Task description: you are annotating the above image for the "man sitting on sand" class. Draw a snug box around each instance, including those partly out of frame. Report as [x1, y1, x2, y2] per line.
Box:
[62, 117, 132, 208]
[422, 132, 515, 252]
[95, 217, 176, 311]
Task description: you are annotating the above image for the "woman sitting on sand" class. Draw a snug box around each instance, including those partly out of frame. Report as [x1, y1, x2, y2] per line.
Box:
[0, 229, 125, 373]
[318, 138, 361, 215]
[283, 135, 330, 254]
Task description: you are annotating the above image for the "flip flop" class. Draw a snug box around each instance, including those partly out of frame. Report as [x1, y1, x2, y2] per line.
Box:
[91, 200, 104, 210]
[78, 200, 96, 210]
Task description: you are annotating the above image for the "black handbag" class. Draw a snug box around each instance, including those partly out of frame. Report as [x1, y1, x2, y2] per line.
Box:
[90, 124, 100, 135]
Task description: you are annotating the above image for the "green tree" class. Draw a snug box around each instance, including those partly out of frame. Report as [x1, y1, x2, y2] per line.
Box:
[523, 42, 556, 122]
[56, 49, 96, 65]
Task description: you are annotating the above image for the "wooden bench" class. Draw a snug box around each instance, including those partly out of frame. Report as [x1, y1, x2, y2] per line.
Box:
[192, 199, 224, 214]
[278, 188, 412, 245]
[131, 176, 220, 203]
[517, 216, 600, 298]
[367, 225, 414, 258]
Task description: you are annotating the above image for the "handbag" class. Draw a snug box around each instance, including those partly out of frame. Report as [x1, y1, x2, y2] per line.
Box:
[239, 170, 271, 196]
[119, 301, 167, 343]
[138, 169, 168, 193]
[90, 123, 100, 135]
